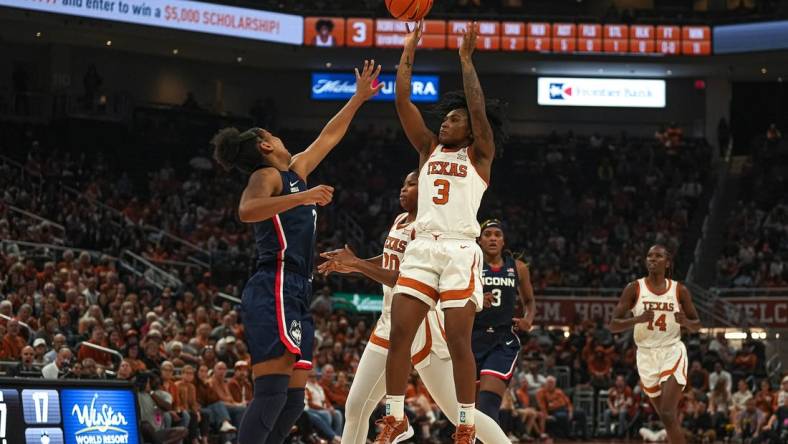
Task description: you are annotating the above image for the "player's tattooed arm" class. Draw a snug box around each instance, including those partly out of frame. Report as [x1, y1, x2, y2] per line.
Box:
[675, 284, 702, 332]
[291, 60, 383, 180]
[396, 20, 437, 163]
[609, 282, 654, 332]
[459, 22, 494, 169]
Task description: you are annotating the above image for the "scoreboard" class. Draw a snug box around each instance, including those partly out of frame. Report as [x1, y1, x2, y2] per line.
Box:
[0, 379, 140, 444]
[304, 17, 712, 56]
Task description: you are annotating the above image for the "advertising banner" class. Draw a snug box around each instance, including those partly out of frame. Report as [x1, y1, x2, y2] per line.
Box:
[332, 292, 383, 312]
[62, 389, 139, 444]
[0, 382, 141, 444]
[535, 296, 788, 327]
[311, 72, 440, 103]
[537, 77, 666, 108]
[0, 0, 303, 45]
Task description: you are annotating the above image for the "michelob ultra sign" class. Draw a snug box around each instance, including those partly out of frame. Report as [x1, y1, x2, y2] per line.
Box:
[311, 72, 440, 103]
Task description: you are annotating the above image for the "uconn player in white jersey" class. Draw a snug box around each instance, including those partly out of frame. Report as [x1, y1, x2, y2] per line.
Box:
[375, 21, 507, 444]
[609, 245, 701, 444]
[318, 171, 508, 444]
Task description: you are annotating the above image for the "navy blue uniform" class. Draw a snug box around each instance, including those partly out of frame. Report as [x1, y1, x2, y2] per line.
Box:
[241, 168, 316, 368]
[472, 255, 521, 380]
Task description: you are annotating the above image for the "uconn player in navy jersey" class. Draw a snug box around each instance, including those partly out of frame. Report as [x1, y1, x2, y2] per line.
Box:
[210, 61, 383, 444]
[474, 219, 535, 423]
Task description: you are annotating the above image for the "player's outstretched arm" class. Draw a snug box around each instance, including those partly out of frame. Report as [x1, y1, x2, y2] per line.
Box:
[513, 260, 536, 332]
[609, 282, 653, 332]
[238, 168, 333, 223]
[459, 22, 495, 171]
[395, 21, 437, 164]
[290, 60, 384, 180]
[675, 284, 702, 332]
[318, 245, 399, 287]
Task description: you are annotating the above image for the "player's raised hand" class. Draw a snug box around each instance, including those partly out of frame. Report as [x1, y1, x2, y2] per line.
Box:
[353, 59, 384, 101]
[512, 317, 532, 332]
[637, 310, 655, 324]
[459, 21, 478, 60]
[301, 185, 334, 206]
[403, 20, 424, 50]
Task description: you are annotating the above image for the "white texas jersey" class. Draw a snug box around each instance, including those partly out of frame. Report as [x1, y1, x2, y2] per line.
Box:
[416, 145, 487, 238]
[631, 278, 682, 348]
[381, 213, 413, 313]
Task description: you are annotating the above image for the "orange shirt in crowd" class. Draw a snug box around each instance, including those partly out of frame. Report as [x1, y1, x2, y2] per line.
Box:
[228, 378, 253, 405]
[320, 382, 349, 407]
[0, 334, 27, 360]
[516, 386, 531, 407]
[536, 387, 572, 413]
[77, 341, 114, 367]
[176, 380, 200, 413]
[161, 380, 182, 411]
[588, 355, 613, 376]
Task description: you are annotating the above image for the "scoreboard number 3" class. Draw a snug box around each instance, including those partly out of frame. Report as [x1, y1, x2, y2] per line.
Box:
[351, 21, 367, 43]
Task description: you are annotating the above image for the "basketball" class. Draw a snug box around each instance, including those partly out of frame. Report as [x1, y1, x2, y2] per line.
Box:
[385, 0, 433, 21]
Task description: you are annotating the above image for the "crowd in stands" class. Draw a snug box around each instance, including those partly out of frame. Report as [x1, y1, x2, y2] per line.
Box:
[1, 238, 785, 443]
[1, 116, 785, 444]
[2, 120, 715, 292]
[716, 125, 787, 288]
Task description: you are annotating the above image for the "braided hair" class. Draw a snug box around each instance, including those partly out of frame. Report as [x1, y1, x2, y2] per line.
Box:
[210, 127, 268, 175]
[479, 218, 528, 264]
[651, 243, 675, 279]
[431, 91, 509, 153]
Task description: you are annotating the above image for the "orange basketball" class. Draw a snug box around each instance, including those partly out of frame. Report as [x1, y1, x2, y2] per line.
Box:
[385, 0, 433, 21]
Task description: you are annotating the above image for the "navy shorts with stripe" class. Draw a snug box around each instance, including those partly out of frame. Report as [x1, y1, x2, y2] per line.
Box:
[241, 267, 314, 369]
[472, 328, 520, 381]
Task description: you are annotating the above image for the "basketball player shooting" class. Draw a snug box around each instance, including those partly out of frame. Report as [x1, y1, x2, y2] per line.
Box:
[609, 244, 702, 444]
[375, 21, 507, 444]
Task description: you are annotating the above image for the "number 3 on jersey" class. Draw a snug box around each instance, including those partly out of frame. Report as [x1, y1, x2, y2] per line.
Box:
[647, 314, 667, 331]
[433, 179, 450, 205]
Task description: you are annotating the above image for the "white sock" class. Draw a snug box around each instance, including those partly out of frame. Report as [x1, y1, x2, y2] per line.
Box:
[458, 403, 475, 426]
[385, 395, 405, 420]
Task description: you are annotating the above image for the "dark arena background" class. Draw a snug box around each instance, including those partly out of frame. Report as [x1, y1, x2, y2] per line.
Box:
[1, 0, 787, 443]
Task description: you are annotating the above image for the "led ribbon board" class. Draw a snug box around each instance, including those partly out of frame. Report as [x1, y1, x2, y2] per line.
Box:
[0, 0, 303, 45]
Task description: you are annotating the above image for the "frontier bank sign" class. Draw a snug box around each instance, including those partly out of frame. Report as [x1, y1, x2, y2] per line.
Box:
[538, 77, 666, 108]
